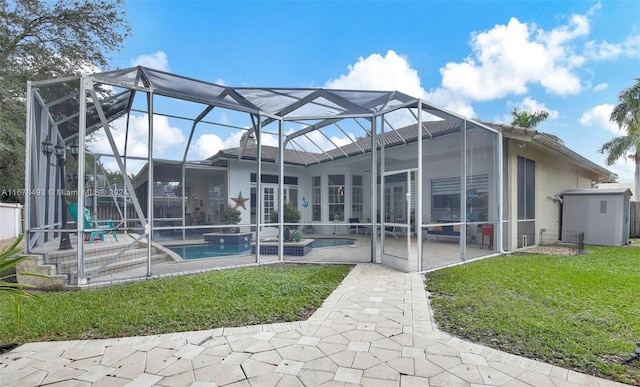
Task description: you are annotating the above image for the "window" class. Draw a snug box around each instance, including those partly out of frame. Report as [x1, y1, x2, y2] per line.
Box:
[517, 156, 535, 248]
[517, 157, 535, 220]
[312, 176, 321, 221]
[250, 174, 299, 224]
[431, 174, 489, 221]
[352, 175, 363, 220]
[328, 175, 345, 221]
[250, 173, 298, 185]
[263, 187, 275, 223]
[600, 200, 607, 214]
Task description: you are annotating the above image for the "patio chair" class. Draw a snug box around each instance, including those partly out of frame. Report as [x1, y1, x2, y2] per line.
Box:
[348, 218, 369, 235]
[383, 218, 404, 238]
[68, 203, 118, 243]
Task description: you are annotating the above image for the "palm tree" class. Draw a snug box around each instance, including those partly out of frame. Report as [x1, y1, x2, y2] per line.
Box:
[510, 108, 550, 129]
[599, 78, 640, 197]
[510, 108, 564, 144]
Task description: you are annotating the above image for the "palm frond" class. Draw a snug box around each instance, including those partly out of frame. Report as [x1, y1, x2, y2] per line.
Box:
[0, 234, 48, 329]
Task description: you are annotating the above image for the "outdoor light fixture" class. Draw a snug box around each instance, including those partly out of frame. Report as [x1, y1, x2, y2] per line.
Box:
[40, 136, 72, 251]
[40, 136, 54, 158]
[70, 139, 79, 158]
[54, 142, 65, 159]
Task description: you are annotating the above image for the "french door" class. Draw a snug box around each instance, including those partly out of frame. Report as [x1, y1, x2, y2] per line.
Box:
[262, 185, 292, 224]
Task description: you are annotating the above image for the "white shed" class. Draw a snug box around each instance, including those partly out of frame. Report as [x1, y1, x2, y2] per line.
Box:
[561, 188, 633, 246]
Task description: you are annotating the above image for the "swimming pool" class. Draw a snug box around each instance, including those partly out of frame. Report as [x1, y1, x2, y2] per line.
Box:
[168, 243, 251, 259]
[168, 237, 356, 260]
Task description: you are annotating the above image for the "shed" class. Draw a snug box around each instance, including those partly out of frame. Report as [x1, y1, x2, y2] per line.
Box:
[561, 188, 633, 246]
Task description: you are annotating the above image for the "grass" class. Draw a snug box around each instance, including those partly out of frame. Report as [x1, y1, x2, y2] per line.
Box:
[425, 245, 640, 385]
[0, 263, 352, 344]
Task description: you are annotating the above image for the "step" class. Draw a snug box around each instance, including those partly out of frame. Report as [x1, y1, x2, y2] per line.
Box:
[57, 248, 149, 273]
[85, 254, 170, 279]
[45, 243, 137, 264]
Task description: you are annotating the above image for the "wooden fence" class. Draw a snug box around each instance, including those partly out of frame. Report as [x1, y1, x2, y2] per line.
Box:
[631, 202, 640, 238]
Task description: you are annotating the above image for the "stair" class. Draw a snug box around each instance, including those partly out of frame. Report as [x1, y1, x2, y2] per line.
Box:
[35, 237, 173, 287]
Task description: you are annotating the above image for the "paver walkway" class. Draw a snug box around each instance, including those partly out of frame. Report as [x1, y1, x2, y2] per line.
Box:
[0, 264, 627, 386]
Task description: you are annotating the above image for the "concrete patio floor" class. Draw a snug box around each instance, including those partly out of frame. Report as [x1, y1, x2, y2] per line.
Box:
[0, 263, 626, 386]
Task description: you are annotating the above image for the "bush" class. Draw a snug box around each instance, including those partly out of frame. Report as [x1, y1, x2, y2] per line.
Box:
[0, 235, 47, 330]
[270, 202, 301, 224]
[221, 206, 242, 233]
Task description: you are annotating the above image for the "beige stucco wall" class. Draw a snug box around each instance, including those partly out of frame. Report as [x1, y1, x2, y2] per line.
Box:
[504, 138, 603, 251]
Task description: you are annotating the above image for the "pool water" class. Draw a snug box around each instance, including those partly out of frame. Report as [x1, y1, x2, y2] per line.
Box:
[168, 237, 356, 260]
[168, 243, 251, 259]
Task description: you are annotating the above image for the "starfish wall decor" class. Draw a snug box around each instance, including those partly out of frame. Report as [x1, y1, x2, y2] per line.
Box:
[231, 191, 248, 209]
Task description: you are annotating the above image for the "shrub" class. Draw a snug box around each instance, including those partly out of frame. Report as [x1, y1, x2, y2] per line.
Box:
[270, 202, 301, 224]
[221, 206, 242, 233]
[0, 235, 48, 329]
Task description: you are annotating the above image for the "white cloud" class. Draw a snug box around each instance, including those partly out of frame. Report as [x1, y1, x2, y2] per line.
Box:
[624, 34, 640, 57]
[439, 10, 593, 101]
[325, 50, 426, 99]
[513, 97, 560, 119]
[194, 133, 225, 159]
[495, 97, 560, 124]
[607, 159, 636, 184]
[424, 88, 476, 118]
[131, 51, 169, 71]
[192, 128, 280, 160]
[584, 40, 623, 60]
[89, 114, 185, 168]
[593, 83, 608, 91]
[584, 33, 640, 60]
[579, 103, 622, 135]
[324, 50, 476, 118]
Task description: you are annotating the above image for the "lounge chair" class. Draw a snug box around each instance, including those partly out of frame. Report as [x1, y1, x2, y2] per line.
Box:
[348, 218, 369, 235]
[68, 203, 118, 243]
[383, 218, 405, 238]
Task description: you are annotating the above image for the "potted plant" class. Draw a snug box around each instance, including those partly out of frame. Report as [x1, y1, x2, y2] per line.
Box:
[221, 206, 242, 233]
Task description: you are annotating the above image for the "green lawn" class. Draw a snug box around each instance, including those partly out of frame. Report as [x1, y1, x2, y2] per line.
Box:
[425, 246, 640, 385]
[0, 263, 352, 344]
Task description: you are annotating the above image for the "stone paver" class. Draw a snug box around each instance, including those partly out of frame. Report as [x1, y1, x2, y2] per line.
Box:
[0, 263, 629, 386]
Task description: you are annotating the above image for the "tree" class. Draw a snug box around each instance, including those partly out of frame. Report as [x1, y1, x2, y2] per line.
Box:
[510, 108, 550, 129]
[599, 78, 640, 197]
[0, 0, 131, 202]
[510, 108, 564, 145]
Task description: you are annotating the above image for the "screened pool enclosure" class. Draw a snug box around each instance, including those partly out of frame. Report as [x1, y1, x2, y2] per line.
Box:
[25, 66, 502, 285]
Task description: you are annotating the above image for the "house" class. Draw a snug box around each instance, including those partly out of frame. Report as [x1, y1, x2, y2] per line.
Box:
[23, 66, 615, 283]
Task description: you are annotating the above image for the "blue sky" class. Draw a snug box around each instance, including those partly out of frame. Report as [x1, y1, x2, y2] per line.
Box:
[101, 0, 639, 182]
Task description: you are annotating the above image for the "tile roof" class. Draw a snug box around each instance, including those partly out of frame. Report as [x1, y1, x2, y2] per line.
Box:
[211, 121, 462, 166]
